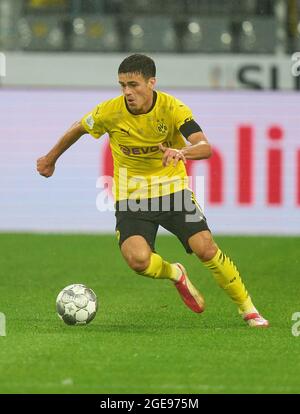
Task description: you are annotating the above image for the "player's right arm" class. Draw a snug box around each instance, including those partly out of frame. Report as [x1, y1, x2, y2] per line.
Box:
[37, 102, 106, 178]
[36, 120, 87, 178]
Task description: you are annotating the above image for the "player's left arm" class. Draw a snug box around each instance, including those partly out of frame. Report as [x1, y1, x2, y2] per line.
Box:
[159, 120, 212, 167]
[181, 128, 212, 161]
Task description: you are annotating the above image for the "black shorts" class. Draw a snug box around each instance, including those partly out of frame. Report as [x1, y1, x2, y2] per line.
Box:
[115, 189, 210, 254]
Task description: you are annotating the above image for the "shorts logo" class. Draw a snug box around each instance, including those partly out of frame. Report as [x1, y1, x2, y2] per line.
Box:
[157, 119, 168, 134]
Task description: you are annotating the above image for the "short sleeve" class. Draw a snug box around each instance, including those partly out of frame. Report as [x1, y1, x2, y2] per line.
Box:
[81, 104, 107, 139]
[173, 98, 194, 131]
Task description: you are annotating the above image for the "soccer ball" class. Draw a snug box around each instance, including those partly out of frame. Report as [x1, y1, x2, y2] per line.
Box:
[56, 284, 98, 325]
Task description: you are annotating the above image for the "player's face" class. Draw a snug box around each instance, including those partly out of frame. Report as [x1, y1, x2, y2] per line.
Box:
[118, 72, 156, 114]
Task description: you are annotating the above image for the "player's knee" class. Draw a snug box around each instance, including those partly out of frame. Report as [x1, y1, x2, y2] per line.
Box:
[127, 250, 151, 273]
[198, 245, 218, 262]
[189, 232, 218, 261]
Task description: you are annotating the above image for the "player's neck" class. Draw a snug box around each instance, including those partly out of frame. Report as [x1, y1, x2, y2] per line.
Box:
[126, 91, 157, 115]
[140, 91, 156, 114]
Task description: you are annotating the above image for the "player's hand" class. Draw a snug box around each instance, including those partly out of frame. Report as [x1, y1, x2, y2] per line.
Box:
[36, 156, 55, 178]
[159, 144, 186, 167]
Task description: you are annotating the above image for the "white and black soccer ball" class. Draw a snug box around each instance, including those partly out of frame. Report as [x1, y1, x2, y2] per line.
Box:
[56, 284, 98, 325]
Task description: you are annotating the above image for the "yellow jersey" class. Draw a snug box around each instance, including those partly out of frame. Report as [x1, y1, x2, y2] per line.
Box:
[81, 90, 194, 201]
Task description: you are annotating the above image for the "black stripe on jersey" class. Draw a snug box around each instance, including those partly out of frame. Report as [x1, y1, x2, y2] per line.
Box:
[179, 120, 202, 138]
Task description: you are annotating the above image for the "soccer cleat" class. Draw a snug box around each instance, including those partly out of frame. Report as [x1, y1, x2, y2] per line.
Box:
[174, 263, 205, 313]
[243, 312, 269, 328]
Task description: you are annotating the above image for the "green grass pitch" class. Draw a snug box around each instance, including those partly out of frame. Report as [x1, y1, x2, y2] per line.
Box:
[0, 233, 299, 394]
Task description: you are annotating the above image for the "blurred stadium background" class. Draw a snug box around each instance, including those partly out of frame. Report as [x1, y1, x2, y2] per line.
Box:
[1, 0, 300, 395]
[1, 0, 300, 233]
[1, 0, 300, 54]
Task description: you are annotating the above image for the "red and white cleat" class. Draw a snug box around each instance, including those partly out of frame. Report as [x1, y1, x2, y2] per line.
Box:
[243, 312, 270, 328]
[174, 263, 205, 313]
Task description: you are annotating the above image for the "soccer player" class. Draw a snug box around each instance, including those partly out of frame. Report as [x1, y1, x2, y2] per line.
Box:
[37, 54, 269, 327]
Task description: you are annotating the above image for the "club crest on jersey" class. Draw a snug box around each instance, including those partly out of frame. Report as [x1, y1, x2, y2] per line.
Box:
[156, 119, 168, 134]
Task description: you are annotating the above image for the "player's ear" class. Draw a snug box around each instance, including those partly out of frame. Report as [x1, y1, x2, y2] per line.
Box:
[148, 77, 156, 89]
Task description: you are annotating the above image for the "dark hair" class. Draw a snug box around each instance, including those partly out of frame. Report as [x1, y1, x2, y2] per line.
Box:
[118, 54, 156, 79]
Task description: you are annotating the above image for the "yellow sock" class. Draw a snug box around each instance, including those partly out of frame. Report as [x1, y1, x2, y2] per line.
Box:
[139, 253, 179, 281]
[203, 249, 256, 314]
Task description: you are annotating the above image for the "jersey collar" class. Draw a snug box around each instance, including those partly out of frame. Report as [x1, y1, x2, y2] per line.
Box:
[124, 91, 157, 115]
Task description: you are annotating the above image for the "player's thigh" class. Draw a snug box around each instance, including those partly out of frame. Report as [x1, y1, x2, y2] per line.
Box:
[115, 212, 158, 270]
[159, 190, 211, 254]
[115, 213, 158, 251]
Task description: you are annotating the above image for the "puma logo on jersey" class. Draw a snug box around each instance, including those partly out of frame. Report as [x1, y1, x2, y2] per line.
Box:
[120, 127, 130, 135]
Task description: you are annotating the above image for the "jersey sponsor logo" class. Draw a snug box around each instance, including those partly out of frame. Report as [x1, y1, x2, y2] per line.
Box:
[119, 140, 172, 156]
